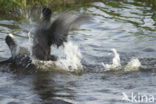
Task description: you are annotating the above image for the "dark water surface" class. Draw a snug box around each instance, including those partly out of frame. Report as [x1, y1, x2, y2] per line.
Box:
[0, 0, 156, 104]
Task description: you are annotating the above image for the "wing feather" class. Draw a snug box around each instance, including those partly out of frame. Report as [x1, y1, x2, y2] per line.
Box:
[49, 12, 91, 47]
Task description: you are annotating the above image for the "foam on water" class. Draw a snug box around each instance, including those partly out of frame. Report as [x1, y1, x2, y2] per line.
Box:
[102, 49, 141, 72]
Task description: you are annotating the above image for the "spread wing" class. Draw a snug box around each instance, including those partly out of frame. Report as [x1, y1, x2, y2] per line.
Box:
[49, 12, 91, 47]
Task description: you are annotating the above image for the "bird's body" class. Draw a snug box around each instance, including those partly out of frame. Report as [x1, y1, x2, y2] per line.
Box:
[32, 8, 90, 61]
[1, 7, 90, 71]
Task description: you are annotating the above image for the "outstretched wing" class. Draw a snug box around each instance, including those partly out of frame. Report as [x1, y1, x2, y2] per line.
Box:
[49, 12, 91, 47]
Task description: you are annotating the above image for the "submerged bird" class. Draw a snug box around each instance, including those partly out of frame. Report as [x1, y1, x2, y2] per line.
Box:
[0, 7, 90, 71]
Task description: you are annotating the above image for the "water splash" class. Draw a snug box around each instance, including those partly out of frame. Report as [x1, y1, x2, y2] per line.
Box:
[56, 42, 83, 72]
[33, 42, 83, 73]
[124, 58, 141, 72]
[102, 49, 141, 72]
[27, 30, 34, 55]
[102, 48, 121, 71]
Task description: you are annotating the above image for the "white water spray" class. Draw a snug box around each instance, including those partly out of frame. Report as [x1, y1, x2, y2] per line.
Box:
[124, 58, 141, 72]
[27, 30, 34, 56]
[102, 49, 141, 72]
[56, 42, 83, 72]
[102, 48, 121, 71]
[33, 42, 83, 72]
[27, 28, 83, 72]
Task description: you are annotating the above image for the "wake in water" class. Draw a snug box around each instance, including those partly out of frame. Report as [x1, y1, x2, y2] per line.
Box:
[102, 49, 141, 72]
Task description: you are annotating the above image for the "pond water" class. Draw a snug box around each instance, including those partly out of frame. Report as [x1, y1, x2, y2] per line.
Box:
[0, 0, 156, 104]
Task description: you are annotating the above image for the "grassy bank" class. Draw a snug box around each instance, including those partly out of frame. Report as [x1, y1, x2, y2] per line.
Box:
[0, 0, 98, 14]
[0, 0, 70, 13]
[1, 0, 156, 13]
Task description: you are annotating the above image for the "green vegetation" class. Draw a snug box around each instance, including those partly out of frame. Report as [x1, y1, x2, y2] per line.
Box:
[0, 0, 25, 12]
[0, 0, 64, 12]
[1, 0, 156, 14]
[0, 0, 99, 20]
[0, 0, 93, 14]
[0, 0, 75, 8]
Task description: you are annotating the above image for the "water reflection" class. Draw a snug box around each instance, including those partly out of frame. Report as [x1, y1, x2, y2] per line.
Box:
[33, 72, 77, 104]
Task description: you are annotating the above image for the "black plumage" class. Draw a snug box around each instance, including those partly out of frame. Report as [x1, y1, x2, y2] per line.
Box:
[1, 7, 90, 72]
[32, 7, 90, 61]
